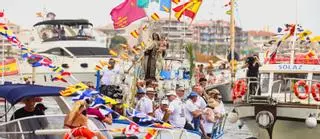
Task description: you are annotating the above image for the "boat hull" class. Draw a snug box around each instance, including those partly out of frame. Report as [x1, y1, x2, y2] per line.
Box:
[235, 104, 320, 139]
[105, 121, 202, 139]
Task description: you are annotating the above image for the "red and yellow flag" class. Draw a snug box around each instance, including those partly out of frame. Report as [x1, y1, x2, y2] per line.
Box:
[173, 0, 202, 21]
[109, 49, 118, 57]
[172, 0, 180, 4]
[144, 128, 158, 139]
[151, 13, 160, 21]
[130, 30, 139, 38]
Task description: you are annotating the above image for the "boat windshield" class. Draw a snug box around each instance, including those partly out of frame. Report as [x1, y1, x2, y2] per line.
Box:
[35, 23, 94, 42]
[65, 47, 111, 57]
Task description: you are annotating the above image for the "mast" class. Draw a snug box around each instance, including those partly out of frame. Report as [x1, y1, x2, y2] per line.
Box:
[230, 0, 236, 82]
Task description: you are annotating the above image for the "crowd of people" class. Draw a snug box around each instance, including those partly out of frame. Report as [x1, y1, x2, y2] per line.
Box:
[134, 77, 226, 139]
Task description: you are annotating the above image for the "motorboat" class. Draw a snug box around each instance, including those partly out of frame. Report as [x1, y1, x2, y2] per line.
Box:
[0, 83, 204, 139]
[232, 37, 320, 138]
[6, 19, 123, 87]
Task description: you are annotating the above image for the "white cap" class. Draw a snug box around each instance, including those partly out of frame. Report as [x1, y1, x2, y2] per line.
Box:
[146, 87, 156, 94]
[161, 99, 169, 105]
[166, 90, 177, 97]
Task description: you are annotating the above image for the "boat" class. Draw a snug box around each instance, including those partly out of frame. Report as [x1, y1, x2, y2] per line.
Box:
[0, 82, 204, 139]
[231, 25, 320, 138]
[6, 19, 122, 86]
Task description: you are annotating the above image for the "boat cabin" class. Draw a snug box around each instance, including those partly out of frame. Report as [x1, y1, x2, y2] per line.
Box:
[241, 63, 320, 105]
[33, 19, 95, 42]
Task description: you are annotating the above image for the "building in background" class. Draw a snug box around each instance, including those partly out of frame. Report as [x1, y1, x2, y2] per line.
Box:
[247, 30, 275, 48]
[95, 25, 126, 48]
[140, 19, 193, 59]
[0, 22, 21, 56]
[192, 20, 248, 57]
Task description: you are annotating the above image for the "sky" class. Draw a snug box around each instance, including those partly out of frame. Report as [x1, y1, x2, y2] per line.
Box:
[1, 0, 320, 34]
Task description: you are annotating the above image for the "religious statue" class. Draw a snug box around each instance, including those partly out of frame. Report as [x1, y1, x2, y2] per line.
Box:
[143, 33, 167, 81]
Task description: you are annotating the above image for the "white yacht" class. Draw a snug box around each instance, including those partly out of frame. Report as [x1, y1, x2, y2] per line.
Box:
[9, 19, 118, 86]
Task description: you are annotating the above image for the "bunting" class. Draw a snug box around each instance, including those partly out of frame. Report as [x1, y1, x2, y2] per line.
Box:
[150, 13, 160, 21]
[160, 0, 171, 13]
[130, 30, 139, 38]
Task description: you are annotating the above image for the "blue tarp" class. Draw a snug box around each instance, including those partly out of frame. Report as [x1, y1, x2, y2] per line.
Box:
[0, 83, 64, 105]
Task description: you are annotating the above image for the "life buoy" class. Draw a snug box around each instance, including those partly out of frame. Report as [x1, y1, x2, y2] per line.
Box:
[232, 80, 247, 100]
[293, 80, 309, 99]
[311, 83, 320, 101]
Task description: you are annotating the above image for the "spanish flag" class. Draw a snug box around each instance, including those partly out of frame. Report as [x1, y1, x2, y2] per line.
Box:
[172, 0, 180, 4]
[99, 60, 108, 67]
[140, 41, 145, 49]
[95, 65, 102, 71]
[120, 44, 128, 49]
[144, 128, 158, 139]
[130, 30, 139, 38]
[142, 25, 148, 31]
[36, 12, 43, 17]
[109, 49, 118, 57]
[151, 13, 160, 21]
[311, 36, 320, 42]
[173, 0, 202, 21]
[120, 53, 129, 60]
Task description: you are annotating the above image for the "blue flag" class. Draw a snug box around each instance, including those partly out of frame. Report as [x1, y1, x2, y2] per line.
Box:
[137, 0, 149, 8]
[160, 0, 171, 12]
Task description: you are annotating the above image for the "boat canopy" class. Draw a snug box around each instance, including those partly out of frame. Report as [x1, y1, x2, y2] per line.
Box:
[33, 19, 93, 27]
[0, 83, 64, 105]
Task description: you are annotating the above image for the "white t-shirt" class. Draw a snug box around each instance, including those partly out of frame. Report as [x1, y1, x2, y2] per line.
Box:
[168, 98, 186, 128]
[101, 66, 120, 86]
[213, 102, 226, 115]
[195, 95, 207, 109]
[154, 108, 165, 121]
[184, 99, 199, 123]
[203, 108, 215, 134]
[135, 96, 153, 115]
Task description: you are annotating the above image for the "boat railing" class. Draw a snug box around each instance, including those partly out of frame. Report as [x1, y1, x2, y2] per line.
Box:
[210, 113, 228, 139]
[269, 77, 320, 104]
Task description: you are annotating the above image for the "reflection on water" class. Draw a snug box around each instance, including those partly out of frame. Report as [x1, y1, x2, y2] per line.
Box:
[224, 104, 253, 139]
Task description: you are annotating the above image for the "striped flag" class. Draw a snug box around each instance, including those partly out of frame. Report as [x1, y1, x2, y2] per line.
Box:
[130, 30, 139, 38]
[172, 0, 180, 4]
[95, 65, 102, 71]
[150, 13, 160, 21]
[140, 41, 145, 48]
[173, 0, 202, 21]
[109, 49, 118, 57]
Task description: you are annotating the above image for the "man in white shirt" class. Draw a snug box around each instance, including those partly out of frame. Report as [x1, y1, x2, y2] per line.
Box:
[165, 91, 193, 130]
[176, 86, 185, 100]
[135, 88, 156, 116]
[101, 58, 120, 86]
[192, 85, 207, 109]
[154, 99, 169, 121]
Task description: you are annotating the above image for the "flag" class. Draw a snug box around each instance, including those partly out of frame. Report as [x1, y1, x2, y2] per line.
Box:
[52, 75, 68, 83]
[172, 0, 180, 4]
[110, 0, 147, 29]
[224, 2, 231, 7]
[130, 30, 139, 38]
[0, 11, 4, 26]
[109, 49, 118, 57]
[122, 123, 140, 137]
[173, 0, 202, 21]
[150, 13, 160, 21]
[137, 0, 149, 8]
[160, 0, 171, 12]
[140, 41, 145, 48]
[144, 128, 158, 139]
[95, 65, 102, 71]
[311, 36, 320, 42]
[142, 25, 148, 31]
[36, 12, 43, 17]
[61, 71, 71, 76]
[120, 53, 129, 60]
[226, 10, 231, 15]
[297, 30, 312, 40]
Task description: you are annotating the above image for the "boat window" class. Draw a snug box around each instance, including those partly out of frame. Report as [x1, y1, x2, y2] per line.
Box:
[42, 48, 71, 57]
[260, 73, 269, 93]
[0, 121, 22, 139]
[65, 47, 110, 57]
[272, 73, 308, 94]
[312, 74, 320, 81]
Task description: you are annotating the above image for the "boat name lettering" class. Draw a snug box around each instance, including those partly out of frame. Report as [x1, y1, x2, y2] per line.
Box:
[278, 65, 302, 70]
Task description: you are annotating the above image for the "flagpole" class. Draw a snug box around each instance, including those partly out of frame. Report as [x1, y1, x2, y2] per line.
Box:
[2, 9, 5, 84]
[230, 0, 235, 85]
